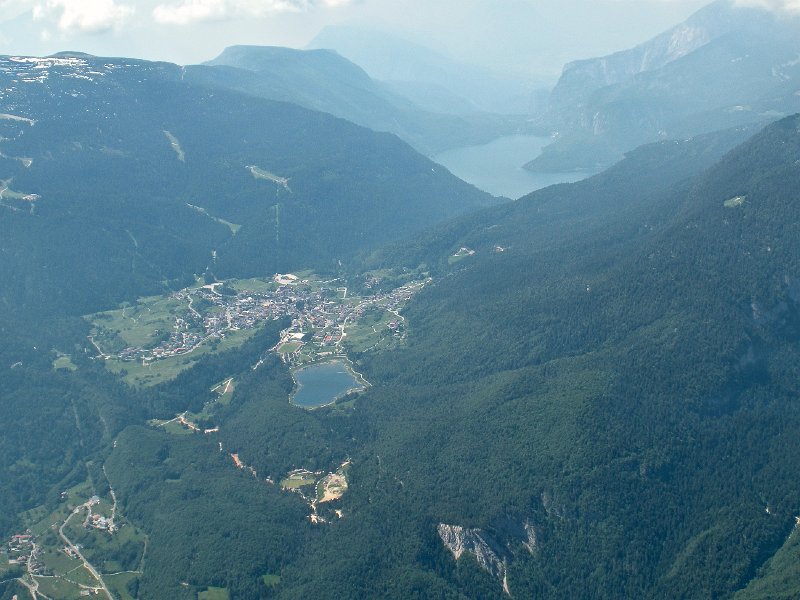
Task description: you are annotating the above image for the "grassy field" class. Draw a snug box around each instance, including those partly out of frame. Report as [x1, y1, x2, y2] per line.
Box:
[105, 327, 258, 387]
[32, 576, 86, 600]
[77, 523, 146, 575]
[64, 481, 94, 505]
[27, 507, 72, 538]
[164, 130, 186, 162]
[211, 377, 236, 405]
[46, 554, 97, 587]
[280, 472, 317, 490]
[106, 571, 140, 600]
[163, 130, 186, 162]
[182, 409, 212, 429]
[342, 308, 397, 354]
[0, 178, 35, 201]
[448, 248, 475, 265]
[106, 354, 197, 387]
[262, 574, 281, 587]
[39, 545, 85, 577]
[88, 295, 183, 353]
[186, 203, 241, 234]
[230, 277, 275, 293]
[293, 350, 317, 364]
[293, 269, 317, 281]
[724, 195, 747, 208]
[247, 165, 289, 190]
[20, 504, 52, 531]
[277, 341, 302, 354]
[149, 418, 194, 436]
[199, 586, 230, 600]
[52, 352, 77, 372]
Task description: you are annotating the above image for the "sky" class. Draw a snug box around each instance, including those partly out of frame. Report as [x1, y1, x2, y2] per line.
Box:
[0, 0, 794, 79]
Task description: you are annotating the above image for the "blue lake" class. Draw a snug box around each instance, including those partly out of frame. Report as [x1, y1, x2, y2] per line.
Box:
[433, 134, 593, 200]
[291, 360, 365, 409]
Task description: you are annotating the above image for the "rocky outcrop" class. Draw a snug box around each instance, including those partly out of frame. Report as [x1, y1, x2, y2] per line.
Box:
[522, 520, 538, 555]
[528, 0, 800, 172]
[437, 524, 508, 585]
[546, 0, 776, 125]
[437, 516, 544, 595]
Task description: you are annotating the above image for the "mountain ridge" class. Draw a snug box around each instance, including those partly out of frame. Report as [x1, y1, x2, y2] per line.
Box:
[192, 44, 537, 155]
[308, 24, 536, 115]
[303, 114, 800, 598]
[0, 52, 494, 315]
[529, 0, 800, 171]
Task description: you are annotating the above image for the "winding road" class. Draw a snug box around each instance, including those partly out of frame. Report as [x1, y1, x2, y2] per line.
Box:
[58, 503, 113, 600]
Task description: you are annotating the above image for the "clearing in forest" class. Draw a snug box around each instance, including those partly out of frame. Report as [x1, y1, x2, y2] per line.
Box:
[247, 165, 291, 191]
[163, 130, 186, 162]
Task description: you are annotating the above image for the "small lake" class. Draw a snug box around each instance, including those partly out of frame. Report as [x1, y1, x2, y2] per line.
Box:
[291, 360, 366, 409]
[433, 134, 593, 200]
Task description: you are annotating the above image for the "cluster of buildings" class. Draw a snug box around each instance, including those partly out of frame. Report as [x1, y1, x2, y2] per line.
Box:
[81, 496, 116, 533]
[4, 532, 37, 569]
[107, 273, 429, 366]
[85, 514, 113, 532]
[277, 277, 428, 365]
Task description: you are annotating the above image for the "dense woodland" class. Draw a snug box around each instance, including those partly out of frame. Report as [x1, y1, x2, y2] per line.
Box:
[3, 51, 800, 599]
[0, 54, 492, 316]
[316, 116, 800, 599]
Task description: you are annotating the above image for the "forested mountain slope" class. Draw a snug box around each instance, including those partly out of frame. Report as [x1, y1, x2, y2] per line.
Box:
[192, 45, 531, 155]
[3, 49, 800, 600]
[0, 52, 492, 594]
[267, 116, 800, 598]
[0, 53, 492, 316]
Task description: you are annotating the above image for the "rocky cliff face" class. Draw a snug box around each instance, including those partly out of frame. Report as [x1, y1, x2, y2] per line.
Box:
[436, 514, 544, 594]
[547, 0, 772, 123]
[437, 523, 508, 586]
[530, 0, 800, 172]
[522, 520, 538, 555]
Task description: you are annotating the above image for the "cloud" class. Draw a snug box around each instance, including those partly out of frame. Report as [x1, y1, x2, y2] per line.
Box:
[734, 0, 800, 12]
[152, 0, 352, 25]
[32, 0, 134, 33]
[0, 0, 32, 13]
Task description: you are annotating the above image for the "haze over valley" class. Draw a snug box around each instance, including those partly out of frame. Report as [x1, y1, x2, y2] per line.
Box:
[2, 1, 800, 599]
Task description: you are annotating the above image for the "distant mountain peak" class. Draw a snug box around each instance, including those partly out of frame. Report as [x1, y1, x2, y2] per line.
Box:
[49, 51, 97, 59]
[558, 0, 777, 89]
[531, 0, 800, 172]
[204, 44, 375, 87]
[208, 45, 344, 66]
[308, 24, 534, 115]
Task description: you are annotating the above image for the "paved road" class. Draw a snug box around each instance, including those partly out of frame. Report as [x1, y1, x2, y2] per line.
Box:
[59, 504, 113, 600]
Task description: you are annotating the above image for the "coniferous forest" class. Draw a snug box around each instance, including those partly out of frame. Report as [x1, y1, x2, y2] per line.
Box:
[3, 9, 800, 598]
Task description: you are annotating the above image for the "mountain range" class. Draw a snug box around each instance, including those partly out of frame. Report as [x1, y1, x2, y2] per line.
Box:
[529, 0, 800, 171]
[0, 52, 493, 315]
[189, 45, 535, 156]
[308, 25, 537, 116]
[79, 112, 800, 599]
[278, 115, 800, 598]
[1, 5, 800, 599]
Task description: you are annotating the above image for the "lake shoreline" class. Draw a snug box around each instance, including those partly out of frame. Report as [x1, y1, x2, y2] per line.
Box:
[432, 134, 595, 199]
[289, 356, 370, 410]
